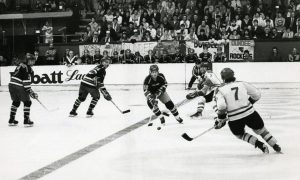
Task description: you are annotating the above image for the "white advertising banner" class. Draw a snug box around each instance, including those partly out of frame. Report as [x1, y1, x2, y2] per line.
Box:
[1, 62, 300, 86]
[229, 40, 255, 61]
[78, 42, 157, 57]
[186, 41, 224, 56]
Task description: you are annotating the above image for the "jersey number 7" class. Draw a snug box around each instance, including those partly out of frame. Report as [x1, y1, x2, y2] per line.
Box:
[231, 87, 239, 100]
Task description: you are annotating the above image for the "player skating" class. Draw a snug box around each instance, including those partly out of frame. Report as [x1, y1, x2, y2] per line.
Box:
[143, 65, 183, 125]
[69, 59, 112, 117]
[213, 68, 281, 153]
[8, 54, 38, 127]
[186, 63, 220, 118]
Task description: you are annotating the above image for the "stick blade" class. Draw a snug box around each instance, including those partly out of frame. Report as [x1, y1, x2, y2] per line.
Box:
[122, 109, 130, 114]
[181, 133, 193, 141]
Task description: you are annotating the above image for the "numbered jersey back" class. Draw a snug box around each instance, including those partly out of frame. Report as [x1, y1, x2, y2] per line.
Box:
[218, 81, 250, 112]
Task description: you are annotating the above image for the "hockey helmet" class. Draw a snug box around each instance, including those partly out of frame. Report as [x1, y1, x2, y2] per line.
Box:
[195, 58, 201, 64]
[188, 48, 195, 54]
[149, 64, 159, 73]
[221, 68, 235, 82]
[113, 51, 119, 55]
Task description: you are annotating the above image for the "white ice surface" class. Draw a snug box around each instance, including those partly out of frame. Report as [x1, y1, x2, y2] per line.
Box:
[0, 83, 299, 180]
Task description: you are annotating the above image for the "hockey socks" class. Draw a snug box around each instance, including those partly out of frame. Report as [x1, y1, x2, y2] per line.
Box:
[72, 99, 82, 111]
[24, 101, 33, 126]
[88, 98, 99, 111]
[254, 127, 277, 147]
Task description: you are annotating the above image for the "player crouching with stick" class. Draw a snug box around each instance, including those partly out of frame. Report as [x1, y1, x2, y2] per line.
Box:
[214, 68, 281, 153]
[143, 65, 183, 125]
[69, 59, 112, 117]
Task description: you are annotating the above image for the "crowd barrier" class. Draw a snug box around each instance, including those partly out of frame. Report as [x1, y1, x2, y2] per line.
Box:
[1, 62, 300, 86]
[37, 39, 300, 63]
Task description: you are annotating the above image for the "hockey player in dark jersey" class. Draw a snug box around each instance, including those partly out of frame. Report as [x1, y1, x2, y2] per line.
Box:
[69, 58, 112, 117]
[8, 54, 38, 127]
[187, 59, 204, 90]
[143, 65, 183, 125]
[213, 46, 227, 62]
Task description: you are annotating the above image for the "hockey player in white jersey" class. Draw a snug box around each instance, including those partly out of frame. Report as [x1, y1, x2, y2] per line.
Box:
[186, 63, 220, 118]
[213, 68, 281, 153]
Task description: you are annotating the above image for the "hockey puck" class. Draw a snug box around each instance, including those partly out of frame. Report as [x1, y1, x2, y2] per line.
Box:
[148, 123, 153, 126]
[157, 127, 161, 130]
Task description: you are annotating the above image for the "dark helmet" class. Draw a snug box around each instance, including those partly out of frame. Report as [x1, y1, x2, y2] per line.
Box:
[126, 49, 131, 53]
[149, 64, 159, 73]
[103, 50, 109, 55]
[221, 68, 235, 82]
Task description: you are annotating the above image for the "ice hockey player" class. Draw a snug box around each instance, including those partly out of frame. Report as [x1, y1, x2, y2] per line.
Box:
[187, 59, 203, 90]
[69, 58, 112, 117]
[8, 54, 38, 127]
[143, 65, 183, 125]
[213, 68, 281, 153]
[186, 63, 220, 118]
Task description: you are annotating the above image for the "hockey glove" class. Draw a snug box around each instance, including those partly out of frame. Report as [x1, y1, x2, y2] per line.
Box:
[214, 114, 228, 129]
[29, 89, 38, 99]
[101, 89, 112, 101]
[148, 94, 158, 106]
[186, 90, 205, 100]
[248, 97, 257, 104]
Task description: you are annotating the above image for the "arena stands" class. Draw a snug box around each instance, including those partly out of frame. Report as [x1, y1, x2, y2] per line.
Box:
[0, 0, 300, 65]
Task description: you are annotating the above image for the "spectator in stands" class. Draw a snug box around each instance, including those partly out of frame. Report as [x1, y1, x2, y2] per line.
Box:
[197, 29, 209, 40]
[262, 27, 272, 39]
[81, 49, 93, 64]
[268, 47, 283, 62]
[64, 50, 78, 66]
[199, 45, 212, 63]
[142, 31, 153, 41]
[121, 49, 135, 64]
[229, 29, 241, 39]
[282, 27, 294, 38]
[93, 49, 103, 64]
[61, 49, 69, 65]
[288, 48, 300, 61]
[160, 29, 173, 40]
[213, 46, 227, 62]
[251, 19, 263, 39]
[129, 29, 142, 42]
[197, 20, 210, 37]
[275, 12, 286, 33]
[243, 50, 254, 62]
[130, 9, 141, 26]
[101, 31, 112, 43]
[147, 24, 157, 40]
[105, 9, 114, 23]
[34, 50, 45, 65]
[111, 51, 120, 64]
[120, 32, 129, 42]
[134, 52, 144, 63]
[45, 43, 58, 65]
[89, 18, 99, 32]
[0, 55, 7, 66]
[144, 50, 155, 63]
[184, 29, 198, 41]
[176, 24, 188, 40]
[271, 28, 282, 39]
[112, 18, 121, 34]
[92, 32, 100, 43]
[42, 21, 53, 44]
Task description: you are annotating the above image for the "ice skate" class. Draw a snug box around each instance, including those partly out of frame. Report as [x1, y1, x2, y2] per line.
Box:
[8, 118, 18, 126]
[86, 109, 94, 118]
[255, 141, 269, 154]
[190, 111, 202, 118]
[273, 144, 282, 153]
[69, 109, 78, 117]
[24, 118, 34, 127]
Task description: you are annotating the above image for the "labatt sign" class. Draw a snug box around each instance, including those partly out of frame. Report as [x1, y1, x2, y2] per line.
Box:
[229, 40, 254, 61]
[26, 65, 93, 85]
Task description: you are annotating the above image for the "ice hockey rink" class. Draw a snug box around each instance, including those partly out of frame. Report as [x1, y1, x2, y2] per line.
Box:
[0, 83, 300, 180]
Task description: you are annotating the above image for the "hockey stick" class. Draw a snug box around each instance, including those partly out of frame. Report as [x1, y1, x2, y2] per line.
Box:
[36, 98, 59, 112]
[181, 125, 215, 141]
[111, 100, 130, 114]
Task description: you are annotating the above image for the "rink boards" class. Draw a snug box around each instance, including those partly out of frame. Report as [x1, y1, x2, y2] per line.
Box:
[1, 62, 300, 86]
